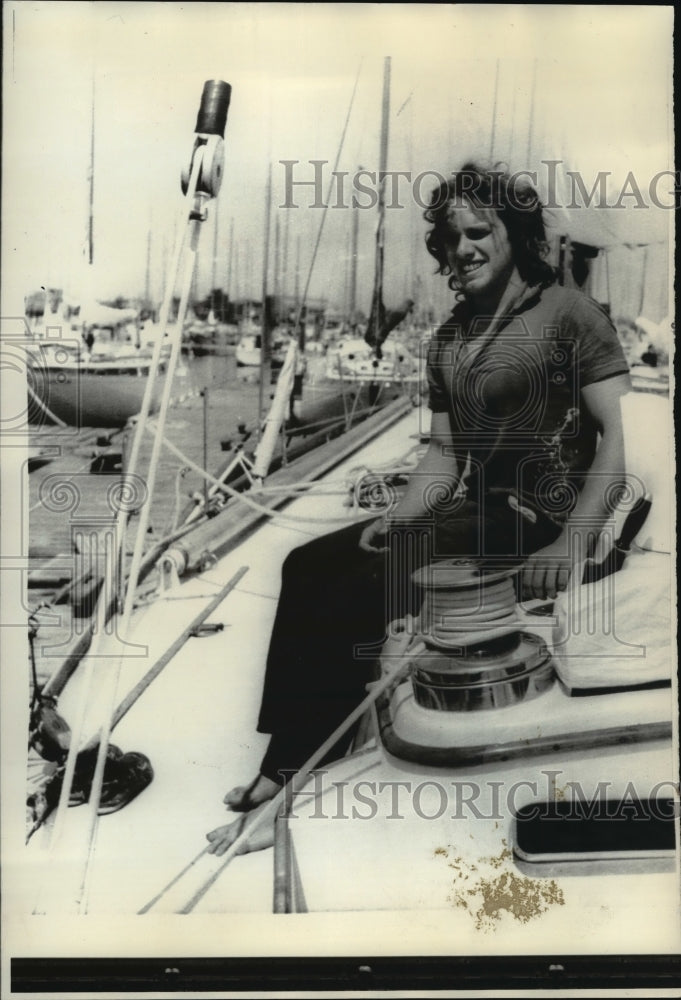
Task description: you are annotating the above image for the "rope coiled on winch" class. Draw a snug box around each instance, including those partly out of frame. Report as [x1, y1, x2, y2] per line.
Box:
[414, 562, 518, 647]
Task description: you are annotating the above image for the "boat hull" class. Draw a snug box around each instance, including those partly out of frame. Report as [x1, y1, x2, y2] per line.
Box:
[29, 361, 164, 427]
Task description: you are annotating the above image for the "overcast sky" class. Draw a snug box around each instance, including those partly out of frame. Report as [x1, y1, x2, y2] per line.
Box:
[2, 2, 674, 317]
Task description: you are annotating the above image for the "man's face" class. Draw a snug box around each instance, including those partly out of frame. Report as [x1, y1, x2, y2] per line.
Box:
[444, 200, 515, 304]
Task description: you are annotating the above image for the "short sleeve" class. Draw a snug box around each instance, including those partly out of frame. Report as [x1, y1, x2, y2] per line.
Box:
[426, 333, 449, 413]
[566, 293, 630, 389]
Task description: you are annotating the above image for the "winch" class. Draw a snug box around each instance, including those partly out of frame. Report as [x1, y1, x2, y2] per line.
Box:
[409, 559, 555, 712]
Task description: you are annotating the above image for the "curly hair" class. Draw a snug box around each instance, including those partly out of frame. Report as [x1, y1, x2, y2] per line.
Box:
[424, 162, 556, 292]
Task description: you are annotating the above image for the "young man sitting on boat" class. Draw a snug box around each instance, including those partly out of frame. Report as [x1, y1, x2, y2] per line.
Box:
[207, 162, 630, 856]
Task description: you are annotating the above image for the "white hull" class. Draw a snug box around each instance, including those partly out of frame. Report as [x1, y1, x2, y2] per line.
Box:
[25, 341, 178, 427]
[235, 332, 290, 369]
[30, 361, 163, 427]
[325, 337, 422, 383]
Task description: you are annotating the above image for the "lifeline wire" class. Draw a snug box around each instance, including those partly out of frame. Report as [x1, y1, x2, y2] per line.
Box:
[145, 406, 414, 526]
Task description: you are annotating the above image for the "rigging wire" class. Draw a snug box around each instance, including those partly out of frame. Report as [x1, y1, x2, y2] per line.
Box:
[75, 151, 211, 912]
[292, 59, 363, 340]
[39, 143, 207, 908]
[145, 404, 415, 526]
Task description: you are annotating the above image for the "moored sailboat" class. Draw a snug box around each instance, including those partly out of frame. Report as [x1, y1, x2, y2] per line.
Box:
[26, 335, 170, 428]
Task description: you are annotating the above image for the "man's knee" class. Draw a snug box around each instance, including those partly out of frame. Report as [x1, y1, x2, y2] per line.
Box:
[281, 543, 313, 581]
[282, 530, 347, 580]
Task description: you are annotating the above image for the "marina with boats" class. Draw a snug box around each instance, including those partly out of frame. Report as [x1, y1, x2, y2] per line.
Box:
[2, 6, 677, 992]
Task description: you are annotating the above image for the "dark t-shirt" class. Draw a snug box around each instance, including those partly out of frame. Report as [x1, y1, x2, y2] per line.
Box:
[426, 283, 629, 524]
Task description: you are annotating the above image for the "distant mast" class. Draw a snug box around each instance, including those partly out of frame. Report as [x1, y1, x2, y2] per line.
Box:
[349, 191, 359, 322]
[273, 213, 281, 303]
[489, 59, 500, 162]
[526, 59, 538, 164]
[86, 76, 95, 266]
[144, 213, 152, 304]
[257, 164, 273, 435]
[365, 56, 391, 354]
[227, 217, 234, 301]
[212, 209, 219, 296]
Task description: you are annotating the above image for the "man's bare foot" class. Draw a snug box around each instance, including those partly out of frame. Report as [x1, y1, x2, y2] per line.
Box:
[223, 773, 280, 812]
[206, 799, 274, 856]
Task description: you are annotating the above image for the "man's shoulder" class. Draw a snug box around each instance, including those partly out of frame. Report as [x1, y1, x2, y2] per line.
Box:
[536, 284, 612, 325]
[434, 301, 467, 338]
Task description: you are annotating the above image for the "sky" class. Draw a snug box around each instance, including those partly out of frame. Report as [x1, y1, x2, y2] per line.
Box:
[2, 2, 674, 318]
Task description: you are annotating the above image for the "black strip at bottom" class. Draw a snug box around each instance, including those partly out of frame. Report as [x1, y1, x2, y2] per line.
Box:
[10, 954, 681, 992]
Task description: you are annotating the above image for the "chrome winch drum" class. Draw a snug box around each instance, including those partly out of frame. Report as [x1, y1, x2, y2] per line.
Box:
[410, 560, 555, 712]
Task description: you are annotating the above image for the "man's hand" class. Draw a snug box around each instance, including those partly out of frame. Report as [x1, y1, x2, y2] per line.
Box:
[358, 516, 389, 553]
[522, 537, 574, 600]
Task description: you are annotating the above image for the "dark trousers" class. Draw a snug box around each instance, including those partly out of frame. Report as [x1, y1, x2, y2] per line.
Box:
[257, 496, 561, 783]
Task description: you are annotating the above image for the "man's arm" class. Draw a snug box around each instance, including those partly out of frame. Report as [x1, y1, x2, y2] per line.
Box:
[359, 410, 460, 551]
[522, 373, 631, 599]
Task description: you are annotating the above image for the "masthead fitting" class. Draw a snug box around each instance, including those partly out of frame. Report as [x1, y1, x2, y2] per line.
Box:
[195, 80, 232, 138]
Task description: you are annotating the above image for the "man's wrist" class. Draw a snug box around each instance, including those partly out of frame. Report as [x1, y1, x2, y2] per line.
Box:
[558, 521, 603, 560]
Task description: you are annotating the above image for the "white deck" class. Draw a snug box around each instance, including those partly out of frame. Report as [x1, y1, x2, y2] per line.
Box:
[19, 405, 426, 916]
[10, 396, 679, 964]
[287, 739, 679, 953]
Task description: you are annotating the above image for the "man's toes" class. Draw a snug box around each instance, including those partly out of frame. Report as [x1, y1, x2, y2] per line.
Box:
[223, 785, 247, 807]
[223, 775, 280, 812]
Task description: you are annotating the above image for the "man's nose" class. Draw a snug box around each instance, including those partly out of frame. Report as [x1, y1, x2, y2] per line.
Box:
[457, 235, 474, 259]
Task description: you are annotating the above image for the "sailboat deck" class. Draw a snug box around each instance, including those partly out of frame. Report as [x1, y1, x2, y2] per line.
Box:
[23, 406, 424, 914]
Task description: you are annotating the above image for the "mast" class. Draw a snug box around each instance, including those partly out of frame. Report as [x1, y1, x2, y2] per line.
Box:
[192, 246, 200, 308]
[245, 238, 253, 305]
[366, 56, 391, 353]
[489, 59, 500, 162]
[508, 64, 518, 166]
[226, 217, 234, 302]
[639, 246, 649, 316]
[526, 59, 538, 164]
[160, 235, 168, 311]
[273, 213, 281, 303]
[349, 192, 359, 322]
[294, 234, 301, 318]
[343, 224, 351, 317]
[86, 75, 95, 267]
[282, 207, 290, 320]
[257, 164, 273, 436]
[144, 212, 152, 304]
[211, 207, 219, 313]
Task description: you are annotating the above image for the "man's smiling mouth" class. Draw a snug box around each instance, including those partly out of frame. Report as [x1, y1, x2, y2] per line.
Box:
[461, 260, 485, 275]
